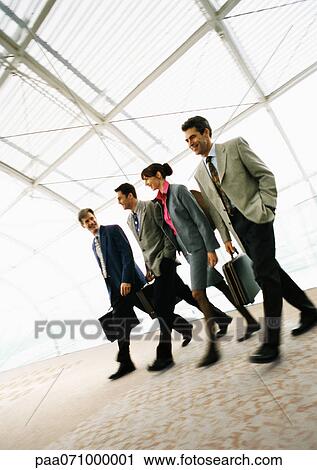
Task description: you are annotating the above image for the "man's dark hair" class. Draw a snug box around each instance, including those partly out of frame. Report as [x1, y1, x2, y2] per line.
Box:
[78, 208, 95, 224]
[181, 116, 212, 137]
[114, 183, 137, 198]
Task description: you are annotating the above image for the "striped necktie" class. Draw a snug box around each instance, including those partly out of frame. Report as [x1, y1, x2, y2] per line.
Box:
[206, 156, 233, 216]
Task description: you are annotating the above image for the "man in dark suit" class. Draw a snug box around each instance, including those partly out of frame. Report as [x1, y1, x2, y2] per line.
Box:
[78, 208, 146, 380]
[182, 115, 317, 363]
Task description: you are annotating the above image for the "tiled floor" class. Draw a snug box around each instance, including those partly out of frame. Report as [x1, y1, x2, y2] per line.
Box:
[0, 288, 316, 450]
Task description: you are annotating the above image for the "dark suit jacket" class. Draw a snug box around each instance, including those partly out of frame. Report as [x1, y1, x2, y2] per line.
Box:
[92, 224, 146, 303]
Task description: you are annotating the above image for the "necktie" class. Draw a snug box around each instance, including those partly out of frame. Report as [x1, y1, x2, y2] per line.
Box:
[132, 212, 140, 234]
[206, 156, 233, 216]
[95, 236, 107, 278]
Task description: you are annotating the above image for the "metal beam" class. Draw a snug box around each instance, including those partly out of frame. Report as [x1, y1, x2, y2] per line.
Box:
[1, 1, 316, 218]
[0, 0, 101, 94]
[34, 130, 94, 184]
[267, 60, 317, 103]
[195, 0, 266, 101]
[192, 0, 317, 198]
[193, 0, 317, 203]
[32, 120, 152, 186]
[180, 61, 317, 146]
[30, 22, 211, 180]
[4, 59, 316, 213]
[0, 0, 167, 155]
[103, 22, 211, 122]
[0, 2, 211, 125]
[1, 19, 211, 185]
[106, 123, 152, 164]
[0, 135, 106, 198]
[0, 0, 168, 152]
[0, 160, 79, 212]
[0, 0, 57, 89]
[217, 0, 242, 19]
[3, 57, 316, 213]
[0, 29, 105, 123]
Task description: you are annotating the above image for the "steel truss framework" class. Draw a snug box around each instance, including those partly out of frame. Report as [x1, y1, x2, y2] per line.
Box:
[0, 0, 316, 219]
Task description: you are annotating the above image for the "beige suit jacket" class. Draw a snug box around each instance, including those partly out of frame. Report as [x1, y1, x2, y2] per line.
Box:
[194, 137, 277, 244]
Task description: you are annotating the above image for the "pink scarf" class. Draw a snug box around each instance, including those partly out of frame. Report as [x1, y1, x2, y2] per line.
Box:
[156, 180, 177, 236]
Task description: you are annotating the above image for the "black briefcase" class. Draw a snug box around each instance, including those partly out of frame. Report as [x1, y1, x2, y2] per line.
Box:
[98, 306, 140, 342]
[135, 284, 156, 319]
[98, 309, 120, 342]
[134, 281, 185, 318]
[223, 251, 260, 306]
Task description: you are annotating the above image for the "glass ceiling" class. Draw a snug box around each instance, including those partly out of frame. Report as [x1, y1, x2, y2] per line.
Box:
[1, 0, 317, 371]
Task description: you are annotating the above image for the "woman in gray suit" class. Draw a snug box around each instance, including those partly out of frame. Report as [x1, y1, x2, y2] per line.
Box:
[141, 162, 221, 368]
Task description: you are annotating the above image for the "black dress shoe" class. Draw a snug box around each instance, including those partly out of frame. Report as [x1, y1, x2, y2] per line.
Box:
[249, 344, 279, 364]
[216, 316, 233, 338]
[182, 324, 193, 347]
[291, 316, 317, 336]
[197, 344, 220, 367]
[108, 361, 136, 380]
[237, 322, 261, 342]
[147, 358, 174, 372]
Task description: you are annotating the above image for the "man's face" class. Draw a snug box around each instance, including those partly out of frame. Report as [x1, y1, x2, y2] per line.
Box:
[81, 212, 99, 235]
[184, 127, 211, 157]
[117, 191, 134, 210]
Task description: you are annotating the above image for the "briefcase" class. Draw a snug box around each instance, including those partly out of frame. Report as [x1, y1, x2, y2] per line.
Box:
[98, 305, 140, 342]
[98, 309, 120, 342]
[134, 281, 185, 318]
[135, 283, 156, 319]
[223, 251, 260, 306]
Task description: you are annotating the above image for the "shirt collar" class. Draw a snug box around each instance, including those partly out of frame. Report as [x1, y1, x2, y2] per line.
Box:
[207, 143, 216, 159]
[210, 143, 216, 157]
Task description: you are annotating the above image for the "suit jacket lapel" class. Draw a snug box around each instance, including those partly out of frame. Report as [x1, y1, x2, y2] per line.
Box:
[197, 158, 215, 189]
[99, 226, 108, 262]
[138, 202, 147, 238]
[127, 213, 136, 236]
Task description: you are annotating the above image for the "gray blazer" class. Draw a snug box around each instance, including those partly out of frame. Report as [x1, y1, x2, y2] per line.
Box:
[195, 137, 277, 243]
[127, 200, 175, 277]
[166, 183, 220, 254]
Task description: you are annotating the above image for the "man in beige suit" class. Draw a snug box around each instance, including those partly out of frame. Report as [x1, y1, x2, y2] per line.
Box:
[182, 115, 317, 363]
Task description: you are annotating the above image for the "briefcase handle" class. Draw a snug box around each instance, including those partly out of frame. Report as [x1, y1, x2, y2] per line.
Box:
[229, 247, 239, 260]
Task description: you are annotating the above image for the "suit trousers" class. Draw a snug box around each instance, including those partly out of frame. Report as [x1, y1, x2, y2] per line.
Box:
[109, 294, 139, 363]
[153, 257, 177, 360]
[230, 208, 315, 345]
